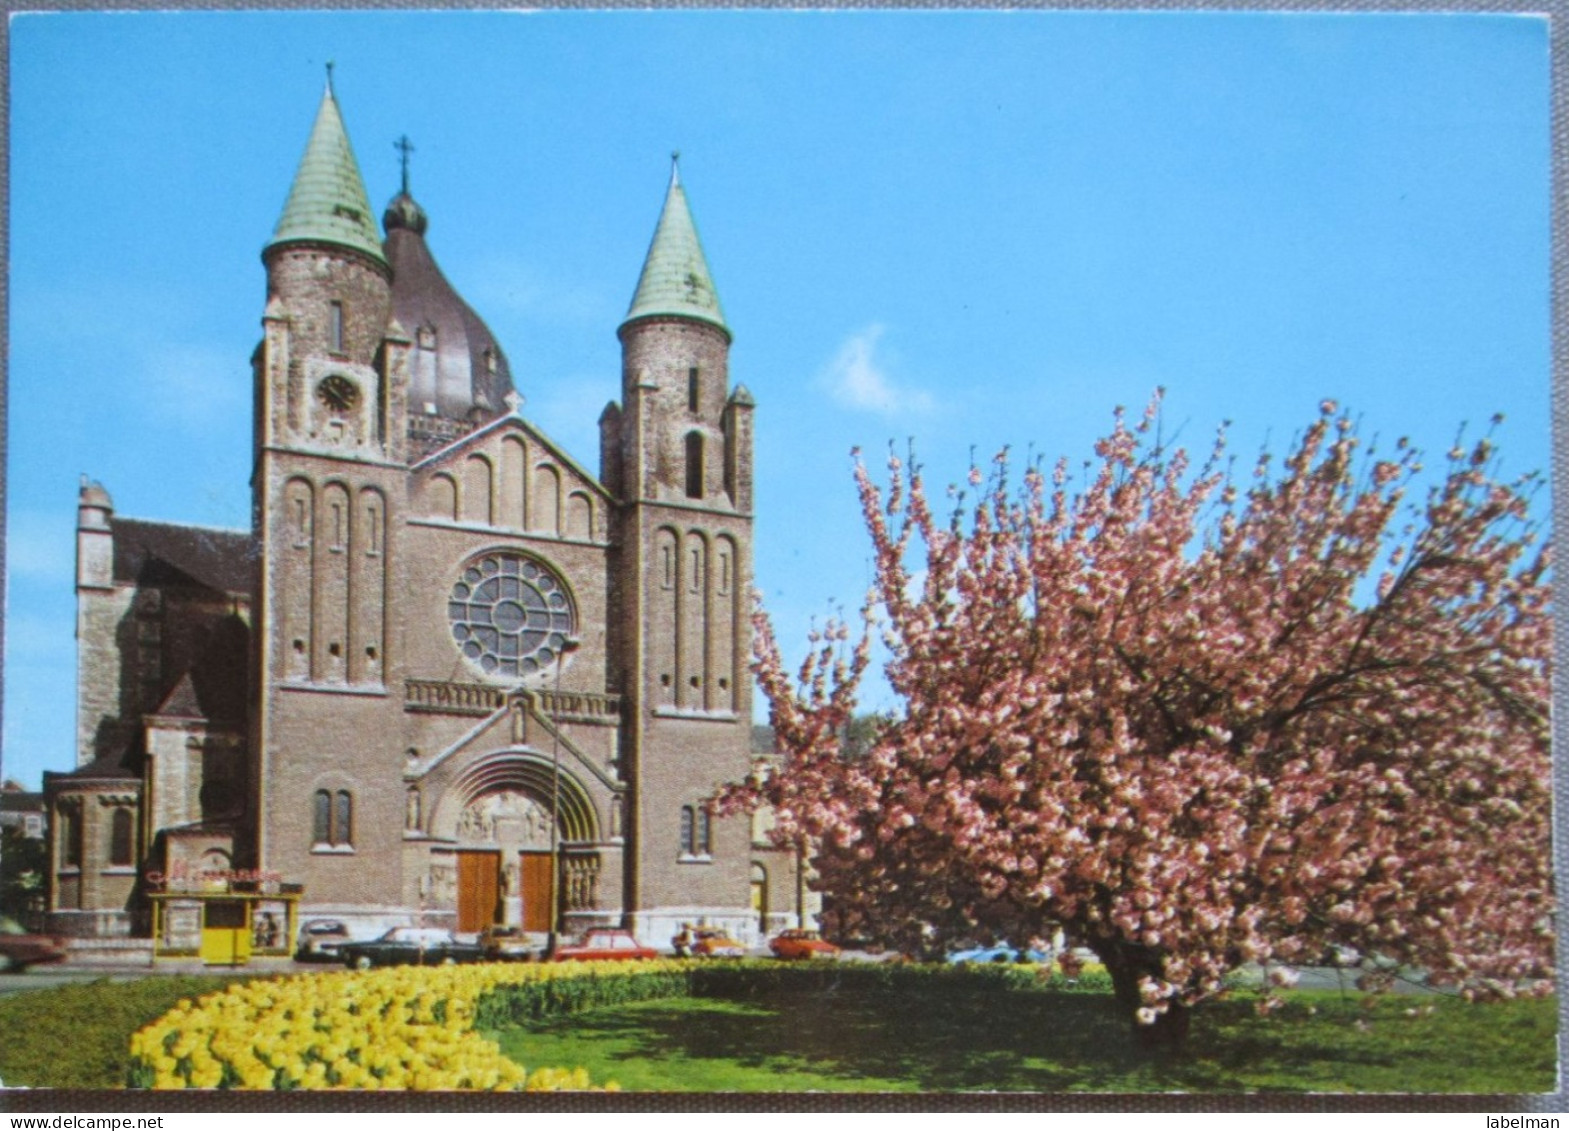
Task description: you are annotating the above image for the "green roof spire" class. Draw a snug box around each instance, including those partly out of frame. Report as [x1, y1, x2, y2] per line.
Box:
[622, 154, 729, 337]
[266, 75, 386, 266]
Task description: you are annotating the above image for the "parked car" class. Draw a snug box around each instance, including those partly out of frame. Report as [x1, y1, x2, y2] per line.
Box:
[0, 915, 68, 973]
[479, 924, 541, 962]
[769, 929, 840, 961]
[689, 927, 746, 958]
[295, 918, 352, 963]
[550, 928, 658, 962]
[671, 923, 746, 958]
[340, 927, 484, 970]
[946, 943, 1049, 966]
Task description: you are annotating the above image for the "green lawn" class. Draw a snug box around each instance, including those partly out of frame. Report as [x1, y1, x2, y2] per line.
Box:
[0, 969, 1551, 1094]
[486, 987, 1558, 1094]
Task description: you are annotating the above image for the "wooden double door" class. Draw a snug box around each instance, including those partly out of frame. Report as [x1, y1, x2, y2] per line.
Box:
[457, 850, 555, 933]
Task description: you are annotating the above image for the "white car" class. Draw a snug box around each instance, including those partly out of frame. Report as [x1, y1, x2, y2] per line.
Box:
[295, 919, 351, 962]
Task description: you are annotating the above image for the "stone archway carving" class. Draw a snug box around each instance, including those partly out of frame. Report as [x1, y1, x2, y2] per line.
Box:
[455, 789, 553, 850]
[435, 748, 602, 845]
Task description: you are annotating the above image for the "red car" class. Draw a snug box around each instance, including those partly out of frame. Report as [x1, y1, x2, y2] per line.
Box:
[0, 915, 69, 973]
[551, 928, 658, 962]
[769, 928, 840, 961]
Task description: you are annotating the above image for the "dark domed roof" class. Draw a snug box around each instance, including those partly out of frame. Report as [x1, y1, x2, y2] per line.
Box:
[383, 191, 428, 236]
[383, 192, 514, 435]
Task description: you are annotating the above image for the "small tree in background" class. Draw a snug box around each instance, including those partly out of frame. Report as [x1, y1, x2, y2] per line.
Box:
[0, 825, 48, 923]
[734, 396, 1553, 1047]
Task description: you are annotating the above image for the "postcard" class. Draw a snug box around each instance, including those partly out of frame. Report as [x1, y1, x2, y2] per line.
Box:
[0, 8, 1557, 1111]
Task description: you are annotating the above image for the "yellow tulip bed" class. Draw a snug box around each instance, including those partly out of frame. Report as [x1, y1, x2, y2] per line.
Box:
[127, 960, 691, 1091]
[125, 958, 1117, 1091]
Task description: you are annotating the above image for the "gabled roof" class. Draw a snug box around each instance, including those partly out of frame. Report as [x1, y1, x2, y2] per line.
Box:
[47, 752, 141, 784]
[622, 157, 729, 338]
[411, 409, 613, 503]
[266, 81, 386, 266]
[111, 519, 254, 594]
[153, 673, 206, 720]
[150, 646, 248, 725]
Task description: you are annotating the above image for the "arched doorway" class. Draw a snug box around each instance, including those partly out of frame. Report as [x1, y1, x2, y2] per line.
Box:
[455, 790, 555, 933]
[442, 751, 601, 935]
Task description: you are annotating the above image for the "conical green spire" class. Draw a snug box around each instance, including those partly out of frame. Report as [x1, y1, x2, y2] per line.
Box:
[266, 78, 386, 266]
[622, 156, 729, 336]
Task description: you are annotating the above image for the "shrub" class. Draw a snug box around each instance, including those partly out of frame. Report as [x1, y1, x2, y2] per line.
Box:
[0, 975, 255, 1090]
[475, 964, 693, 1028]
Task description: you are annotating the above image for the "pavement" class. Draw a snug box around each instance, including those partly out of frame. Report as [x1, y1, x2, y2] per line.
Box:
[0, 956, 324, 996]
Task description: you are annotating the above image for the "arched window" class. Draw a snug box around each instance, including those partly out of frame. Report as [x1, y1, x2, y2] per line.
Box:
[313, 789, 354, 848]
[680, 804, 712, 858]
[109, 808, 134, 867]
[312, 790, 331, 845]
[685, 431, 704, 499]
[59, 806, 81, 869]
[335, 791, 353, 848]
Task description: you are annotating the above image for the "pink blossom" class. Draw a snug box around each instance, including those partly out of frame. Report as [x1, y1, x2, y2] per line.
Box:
[733, 397, 1552, 1043]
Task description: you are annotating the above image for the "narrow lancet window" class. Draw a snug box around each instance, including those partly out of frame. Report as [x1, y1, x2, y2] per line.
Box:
[685, 431, 704, 499]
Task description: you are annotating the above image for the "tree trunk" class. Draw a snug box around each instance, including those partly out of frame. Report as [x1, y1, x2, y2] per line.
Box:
[1091, 938, 1191, 1051]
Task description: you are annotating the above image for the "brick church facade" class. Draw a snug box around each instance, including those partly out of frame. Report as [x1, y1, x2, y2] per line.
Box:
[44, 81, 804, 958]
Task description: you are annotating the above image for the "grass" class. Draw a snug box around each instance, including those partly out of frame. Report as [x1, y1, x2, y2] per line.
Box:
[486, 984, 1558, 1094]
[0, 965, 1552, 1093]
[0, 975, 258, 1089]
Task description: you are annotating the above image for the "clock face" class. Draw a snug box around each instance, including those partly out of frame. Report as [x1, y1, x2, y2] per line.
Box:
[316, 374, 359, 413]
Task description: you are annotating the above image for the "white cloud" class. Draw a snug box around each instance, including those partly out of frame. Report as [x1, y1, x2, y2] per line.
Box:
[819, 325, 934, 416]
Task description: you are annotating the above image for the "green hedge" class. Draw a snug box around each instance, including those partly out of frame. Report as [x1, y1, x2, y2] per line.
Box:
[474, 965, 697, 1028]
[475, 960, 1111, 1033]
[691, 961, 1111, 999]
[0, 975, 262, 1090]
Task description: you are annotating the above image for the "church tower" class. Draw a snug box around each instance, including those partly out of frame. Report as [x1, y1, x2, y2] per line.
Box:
[50, 81, 803, 957]
[607, 158, 756, 939]
[249, 76, 411, 893]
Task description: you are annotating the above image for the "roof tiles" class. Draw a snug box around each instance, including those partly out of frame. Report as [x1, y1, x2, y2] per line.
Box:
[266, 84, 386, 265]
[623, 160, 729, 336]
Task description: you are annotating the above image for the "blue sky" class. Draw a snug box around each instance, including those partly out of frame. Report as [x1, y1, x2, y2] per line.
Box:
[4, 10, 1551, 789]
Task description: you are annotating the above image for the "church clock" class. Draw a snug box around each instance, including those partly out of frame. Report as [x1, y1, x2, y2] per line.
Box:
[316, 373, 359, 413]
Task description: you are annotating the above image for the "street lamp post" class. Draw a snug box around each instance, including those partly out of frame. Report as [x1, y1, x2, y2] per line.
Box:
[546, 638, 581, 957]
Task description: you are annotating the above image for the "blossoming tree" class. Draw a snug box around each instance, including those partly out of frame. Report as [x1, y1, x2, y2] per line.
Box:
[738, 397, 1553, 1046]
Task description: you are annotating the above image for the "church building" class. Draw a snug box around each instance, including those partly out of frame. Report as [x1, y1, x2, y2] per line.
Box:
[44, 80, 802, 961]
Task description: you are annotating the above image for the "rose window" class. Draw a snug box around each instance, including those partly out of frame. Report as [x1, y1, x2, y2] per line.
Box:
[448, 554, 574, 677]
